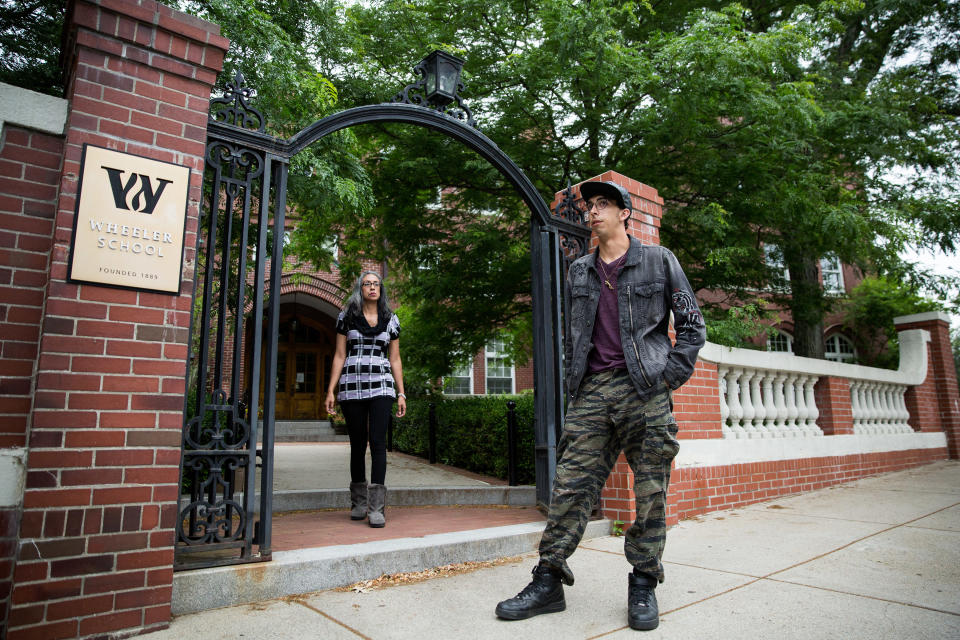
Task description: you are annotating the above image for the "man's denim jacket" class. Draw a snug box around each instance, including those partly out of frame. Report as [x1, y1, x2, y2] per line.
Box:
[565, 238, 706, 402]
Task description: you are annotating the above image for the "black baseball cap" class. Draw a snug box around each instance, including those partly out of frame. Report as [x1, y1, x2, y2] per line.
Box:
[579, 180, 632, 211]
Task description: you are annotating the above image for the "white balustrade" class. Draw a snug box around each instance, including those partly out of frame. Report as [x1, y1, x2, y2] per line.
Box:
[700, 328, 930, 440]
[784, 373, 799, 433]
[726, 368, 746, 438]
[850, 379, 913, 435]
[803, 376, 822, 436]
[709, 366, 819, 439]
[773, 373, 788, 437]
[795, 374, 811, 436]
[717, 366, 731, 438]
[739, 369, 757, 438]
[750, 373, 766, 435]
[761, 373, 780, 437]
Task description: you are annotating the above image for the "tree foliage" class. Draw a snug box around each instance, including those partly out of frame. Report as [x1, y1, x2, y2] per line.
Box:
[0, 0, 63, 94]
[952, 327, 960, 389]
[842, 276, 942, 368]
[320, 0, 958, 366]
[4, 0, 958, 376]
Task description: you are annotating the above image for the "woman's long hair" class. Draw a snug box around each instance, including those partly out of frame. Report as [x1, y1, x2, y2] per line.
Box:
[344, 270, 392, 323]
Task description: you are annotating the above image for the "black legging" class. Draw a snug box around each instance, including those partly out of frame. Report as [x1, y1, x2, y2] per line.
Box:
[340, 396, 394, 485]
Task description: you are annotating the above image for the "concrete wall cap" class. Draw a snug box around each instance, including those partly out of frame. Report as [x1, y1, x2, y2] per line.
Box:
[893, 310, 952, 325]
[699, 328, 930, 386]
[0, 82, 68, 136]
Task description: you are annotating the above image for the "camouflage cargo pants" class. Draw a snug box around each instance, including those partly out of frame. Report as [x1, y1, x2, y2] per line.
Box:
[538, 368, 680, 582]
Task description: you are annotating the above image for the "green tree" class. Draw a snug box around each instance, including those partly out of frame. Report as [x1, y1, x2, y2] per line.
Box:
[0, 0, 63, 94]
[308, 0, 960, 366]
[7, 0, 959, 375]
[842, 276, 942, 368]
[166, 0, 374, 243]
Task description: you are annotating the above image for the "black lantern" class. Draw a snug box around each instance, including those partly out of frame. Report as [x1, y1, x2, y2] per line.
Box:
[422, 50, 464, 107]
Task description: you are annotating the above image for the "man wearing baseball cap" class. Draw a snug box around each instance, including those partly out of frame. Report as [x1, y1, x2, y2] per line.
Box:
[495, 179, 705, 630]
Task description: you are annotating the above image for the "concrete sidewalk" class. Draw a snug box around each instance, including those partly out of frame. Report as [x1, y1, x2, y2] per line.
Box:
[266, 443, 503, 491]
[148, 460, 960, 639]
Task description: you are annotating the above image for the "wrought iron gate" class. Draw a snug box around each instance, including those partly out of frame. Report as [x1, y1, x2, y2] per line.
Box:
[177, 60, 590, 570]
[175, 76, 288, 569]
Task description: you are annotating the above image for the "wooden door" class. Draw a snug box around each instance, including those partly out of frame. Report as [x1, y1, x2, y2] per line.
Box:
[260, 312, 335, 420]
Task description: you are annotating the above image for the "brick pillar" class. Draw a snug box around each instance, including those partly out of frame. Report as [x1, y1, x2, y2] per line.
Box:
[895, 312, 960, 457]
[814, 376, 854, 435]
[0, 83, 69, 640]
[8, 1, 227, 638]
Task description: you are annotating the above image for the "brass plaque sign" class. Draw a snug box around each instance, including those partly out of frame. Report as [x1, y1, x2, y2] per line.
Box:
[68, 144, 190, 294]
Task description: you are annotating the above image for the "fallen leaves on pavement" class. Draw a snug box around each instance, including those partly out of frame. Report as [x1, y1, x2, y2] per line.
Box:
[335, 556, 526, 593]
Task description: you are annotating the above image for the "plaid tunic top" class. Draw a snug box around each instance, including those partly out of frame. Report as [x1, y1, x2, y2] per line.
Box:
[335, 310, 400, 402]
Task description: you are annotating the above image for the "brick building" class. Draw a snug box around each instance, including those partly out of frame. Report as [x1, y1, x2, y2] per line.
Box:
[0, 1, 958, 639]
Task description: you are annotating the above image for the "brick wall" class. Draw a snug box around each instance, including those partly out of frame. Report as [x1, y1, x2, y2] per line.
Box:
[515, 361, 534, 393]
[813, 376, 854, 435]
[895, 312, 960, 455]
[7, 1, 227, 638]
[1, 113, 66, 640]
[668, 447, 948, 525]
[672, 360, 723, 439]
[0, 126, 63, 449]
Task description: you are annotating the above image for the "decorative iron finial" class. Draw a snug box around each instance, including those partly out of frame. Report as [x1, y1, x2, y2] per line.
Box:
[554, 181, 588, 227]
[210, 72, 266, 132]
[391, 51, 476, 128]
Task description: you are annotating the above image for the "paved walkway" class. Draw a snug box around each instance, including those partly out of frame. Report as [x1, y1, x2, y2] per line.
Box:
[266, 442, 504, 491]
[149, 460, 960, 639]
[258, 443, 540, 552]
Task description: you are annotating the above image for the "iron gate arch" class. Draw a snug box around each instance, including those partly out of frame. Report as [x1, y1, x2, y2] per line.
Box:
[177, 68, 591, 569]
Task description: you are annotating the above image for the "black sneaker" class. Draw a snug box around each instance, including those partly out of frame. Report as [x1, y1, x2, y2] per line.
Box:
[627, 573, 659, 630]
[495, 565, 566, 620]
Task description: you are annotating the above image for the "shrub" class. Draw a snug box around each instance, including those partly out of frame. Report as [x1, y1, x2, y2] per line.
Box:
[391, 394, 535, 484]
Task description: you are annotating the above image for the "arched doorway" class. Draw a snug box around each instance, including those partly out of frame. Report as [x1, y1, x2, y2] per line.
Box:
[177, 60, 589, 568]
[269, 305, 335, 420]
[243, 274, 347, 422]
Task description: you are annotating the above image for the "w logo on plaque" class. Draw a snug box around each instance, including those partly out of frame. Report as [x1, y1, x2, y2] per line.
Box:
[102, 167, 174, 215]
[68, 144, 190, 294]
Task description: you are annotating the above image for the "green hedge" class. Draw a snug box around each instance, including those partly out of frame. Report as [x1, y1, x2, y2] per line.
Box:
[391, 394, 535, 485]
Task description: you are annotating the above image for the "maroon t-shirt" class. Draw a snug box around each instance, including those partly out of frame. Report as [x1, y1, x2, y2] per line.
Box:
[587, 256, 627, 374]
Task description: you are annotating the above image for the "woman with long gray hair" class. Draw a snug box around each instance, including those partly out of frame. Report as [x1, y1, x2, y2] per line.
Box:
[325, 270, 406, 527]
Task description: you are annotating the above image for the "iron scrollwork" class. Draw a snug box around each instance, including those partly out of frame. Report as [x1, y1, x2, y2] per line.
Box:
[552, 182, 590, 273]
[177, 454, 247, 546]
[178, 73, 278, 569]
[554, 182, 587, 226]
[209, 72, 266, 133]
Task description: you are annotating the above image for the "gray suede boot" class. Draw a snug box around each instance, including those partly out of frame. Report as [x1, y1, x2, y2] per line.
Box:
[368, 483, 386, 528]
[349, 482, 368, 521]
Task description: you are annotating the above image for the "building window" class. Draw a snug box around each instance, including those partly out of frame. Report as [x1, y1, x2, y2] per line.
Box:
[444, 359, 473, 395]
[820, 254, 844, 294]
[767, 330, 793, 353]
[485, 337, 514, 394]
[825, 334, 856, 363]
[763, 243, 790, 289]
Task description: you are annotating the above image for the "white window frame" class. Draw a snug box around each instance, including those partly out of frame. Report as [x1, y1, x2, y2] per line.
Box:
[820, 254, 845, 294]
[825, 334, 856, 363]
[763, 243, 790, 290]
[766, 330, 794, 353]
[484, 337, 515, 395]
[443, 359, 474, 396]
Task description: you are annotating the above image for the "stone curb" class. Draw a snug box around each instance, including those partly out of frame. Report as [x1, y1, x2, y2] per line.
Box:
[267, 486, 537, 512]
[172, 519, 611, 614]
